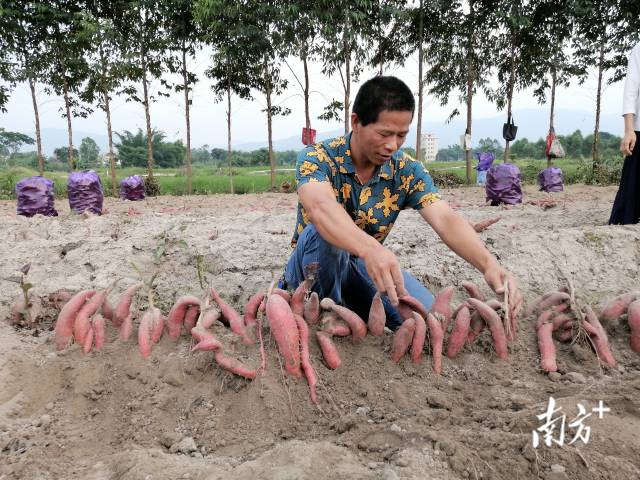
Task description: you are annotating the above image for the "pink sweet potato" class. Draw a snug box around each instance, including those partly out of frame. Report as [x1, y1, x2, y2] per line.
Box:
[198, 308, 221, 329]
[432, 286, 455, 328]
[368, 292, 386, 336]
[582, 306, 616, 367]
[93, 314, 106, 351]
[410, 312, 427, 364]
[303, 292, 320, 325]
[390, 317, 415, 363]
[119, 314, 133, 342]
[447, 306, 471, 358]
[243, 291, 265, 330]
[467, 298, 508, 360]
[191, 325, 223, 352]
[555, 325, 574, 342]
[211, 288, 252, 345]
[266, 293, 302, 377]
[182, 305, 199, 334]
[316, 331, 341, 369]
[330, 304, 367, 343]
[113, 283, 143, 327]
[167, 295, 201, 339]
[534, 292, 571, 314]
[138, 309, 153, 358]
[461, 281, 485, 301]
[82, 325, 94, 354]
[150, 307, 165, 343]
[321, 317, 351, 337]
[101, 300, 114, 321]
[426, 313, 444, 374]
[273, 288, 291, 303]
[535, 309, 555, 330]
[551, 313, 573, 332]
[466, 309, 485, 344]
[398, 294, 429, 321]
[600, 292, 638, 322]
[291, 280, 309, 317]
[74, 290, 108, 345]
[627, 300, 640, 353]
[295, 313, 318, 404]
[213, 351, 257, 379]
[537, 322, 557, 372]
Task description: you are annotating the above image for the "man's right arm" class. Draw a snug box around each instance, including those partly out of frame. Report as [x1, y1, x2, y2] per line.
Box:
[621, 44, 639, 156]
[298, 181, 406, 305]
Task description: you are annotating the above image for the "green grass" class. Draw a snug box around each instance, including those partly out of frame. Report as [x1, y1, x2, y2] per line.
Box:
[0, 157, 617, 200]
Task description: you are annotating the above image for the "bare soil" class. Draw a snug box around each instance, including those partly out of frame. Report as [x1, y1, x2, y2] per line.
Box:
[0, 184, 639, 480]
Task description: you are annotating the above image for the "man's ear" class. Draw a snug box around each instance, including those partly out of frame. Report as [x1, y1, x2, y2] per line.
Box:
[351, 112, 360, 133]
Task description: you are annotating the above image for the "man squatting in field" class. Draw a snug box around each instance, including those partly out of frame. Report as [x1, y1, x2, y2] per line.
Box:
[279, 76, 522, 330]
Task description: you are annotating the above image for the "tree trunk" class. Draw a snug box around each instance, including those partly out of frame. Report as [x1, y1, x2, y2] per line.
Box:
[264, 57, 275, 191]
[142, 59, 154, 180]
[226, 82, 234, 194]
[503, 40, 516, 164]
[28, 77, 44, 176]
[303, 51, 311, 132]
[100, 47, 117, 196]
[547, 66, 557, 168]
[182, 42, 193, 195]
[63, 82, 75, 171]
[464, 1, 475, 184]
[415, 0, 424, 163]
[592, 40, 605, 173]
[344, 51, 351, 135]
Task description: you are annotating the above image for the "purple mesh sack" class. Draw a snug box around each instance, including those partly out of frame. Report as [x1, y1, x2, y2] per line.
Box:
[119, 175, 145, 201]
[538, 167, 564, 193]
[485, 163, 523, 205]
[16, 176, 58, 217]
[474, 152, 495, 171]
[67, 170, 103, 215]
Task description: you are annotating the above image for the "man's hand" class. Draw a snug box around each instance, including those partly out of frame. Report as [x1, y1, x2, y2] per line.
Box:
[620, 131, 636, 157]
[360, 243, 406, 306]
[483, 262, 523, 322]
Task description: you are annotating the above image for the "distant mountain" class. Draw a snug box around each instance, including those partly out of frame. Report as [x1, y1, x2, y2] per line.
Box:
[234, 108, 624, 152]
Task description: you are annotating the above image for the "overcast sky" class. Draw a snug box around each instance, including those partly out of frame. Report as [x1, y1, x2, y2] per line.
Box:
[0, 46, 628, 149]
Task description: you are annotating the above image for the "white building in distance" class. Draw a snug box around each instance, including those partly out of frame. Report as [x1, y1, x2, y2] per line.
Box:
[421, 133, 438, 163]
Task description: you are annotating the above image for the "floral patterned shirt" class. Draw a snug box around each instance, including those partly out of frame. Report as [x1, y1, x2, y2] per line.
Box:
[292, 132, 441, 247]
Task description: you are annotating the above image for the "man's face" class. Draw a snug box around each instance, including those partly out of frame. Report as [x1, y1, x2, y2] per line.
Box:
[351, 110, 412, 166]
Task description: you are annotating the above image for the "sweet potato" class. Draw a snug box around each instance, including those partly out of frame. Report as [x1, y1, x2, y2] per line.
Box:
[243, 291, 265, 330]
[551, 313, 573, 332]
[627, 300, 640, 353]
[466, 311, 485, 344]
[368, 292, 386, 336]
[74, 290, 108, 345]
[398, 294, 429, 320]
[535, 310, 555, 330]
[426, 313, 444, 374]
[390, 317, 415, 363]
[317, 331, 341, 369]
[555, 325, 574, 342]
[273, 288, 291, 303]
[150, 307, 165, 343]
[211, 288, 252, 345]
[167, 295, 201, 339]
[532, 292, 571, 315]
[461, 281, 485, 301]
[447, 306, 471, 358]
[113, 283, 143, 327]
[600, 292, 638, 323]
[472, 217, 501, 232]
[199, 308, 221, 329]
[582, 306, 616, 367]
[328, 303, 367, 343]
[82, 325, 94, 354]
[537, 322, 557, 372]
[432, 286, 455, 328]
[191, 325, 223, 352]
[321, 316, 351, 337]
[119, 314, 133, 342]
[138, 309, 153, 359]
[266, 293, 302, 377]
[93, 314, 106, 351]
[291, 280, 309, 317]
[295, 313, 318, 404]
[486, 299, 503, 311]
[467, 298, 508, 360]
[320, 297, 335, 310]
[101, 300, 114, 321]
[303, 292, 320, 325]
[525, 289, 569, 317]
[213, 350, 257, 379]
[410, 312, 427, 364]
[183, 305, 199, 334]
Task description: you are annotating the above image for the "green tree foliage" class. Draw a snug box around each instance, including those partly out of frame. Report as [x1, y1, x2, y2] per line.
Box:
[0, 129, 35, 160]
[115, 129, 186, 168]
[54, 146, 80, 164]
[78, 137, 101, 169]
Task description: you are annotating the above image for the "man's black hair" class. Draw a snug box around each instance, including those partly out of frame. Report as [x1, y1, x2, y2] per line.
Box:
[352, 76, 415, 126]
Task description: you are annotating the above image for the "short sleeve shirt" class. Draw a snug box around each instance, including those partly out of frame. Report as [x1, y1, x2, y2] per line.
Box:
[291, 133, 441, 247]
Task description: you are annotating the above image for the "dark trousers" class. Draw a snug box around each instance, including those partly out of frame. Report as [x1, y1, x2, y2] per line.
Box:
[609, 131, 640, 225]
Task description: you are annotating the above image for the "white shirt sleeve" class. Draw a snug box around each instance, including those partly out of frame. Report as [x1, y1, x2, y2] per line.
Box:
[622, 43, 640, 118]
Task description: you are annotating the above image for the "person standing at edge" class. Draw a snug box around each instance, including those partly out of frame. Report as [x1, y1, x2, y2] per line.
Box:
[280, 76, 522, 330]
[610, 42, 640, 225]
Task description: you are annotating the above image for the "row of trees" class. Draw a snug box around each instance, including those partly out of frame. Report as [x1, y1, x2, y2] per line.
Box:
[1, 1, 639, 194]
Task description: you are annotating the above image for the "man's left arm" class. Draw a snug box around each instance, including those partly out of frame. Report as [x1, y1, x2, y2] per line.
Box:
[419, 200, 523, 319]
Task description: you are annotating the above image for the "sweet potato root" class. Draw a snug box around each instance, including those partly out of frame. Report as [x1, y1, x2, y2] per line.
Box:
[56, 290, 93, 350]
[166, 295, 201, 339]
[93, 314, 106, 351]
[266, 293, 302, 377]
[182, 305, 199, 334]
[410, 312, 427, 363]
[138, 309, 153, 359]
[466, 310, 485, 344]
[273, 288, 291, 303]
[322, 298, 367, 343]
[119, 314, 133, 342]
[213, 351, 257, 379]
[74, 289, 108, 346]
[316, 331, 341, 369]
[295, 313, 318, 404]
[537, 322, 557, 372]
[600, 292, 638, 323]
[390, 317, 415, 363]
[426, 313, 444, 374]
[149, 307, 164, 343]
[191, 325, 223, 352]
[291, 280, 309, 317]
[211, 288, 253, 345]
[398, 294, 429, 321]
[113, 283, 143, 327]
[82, 325, 94, 354]
[627, 300, 640, 353]
[321, 316, 351, 337]
[432, 286, 455, 330]
[243, 292, 265, 330]
[461, 281, 485, 301]
[447, 306, 471, 358]
[368, 292, 386, 336]
[582, 306, 616, 367]
[303, 292, 320, 325]
[467, 298, 508, 359]
[472, 217, 501, 233]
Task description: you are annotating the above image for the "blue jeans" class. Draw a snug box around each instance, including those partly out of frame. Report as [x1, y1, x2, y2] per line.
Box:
[281, 225, 434, 330]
